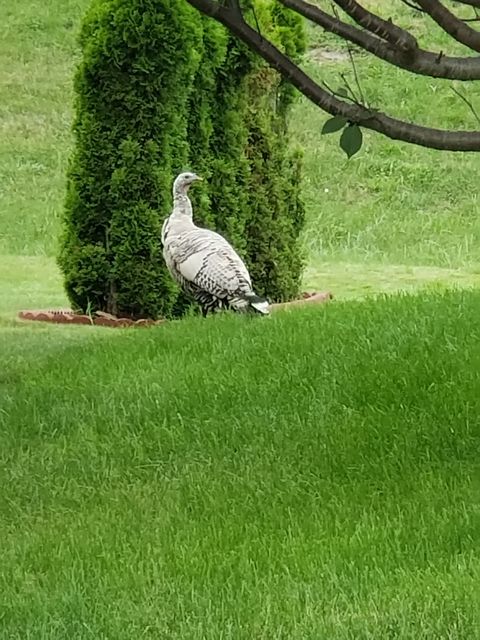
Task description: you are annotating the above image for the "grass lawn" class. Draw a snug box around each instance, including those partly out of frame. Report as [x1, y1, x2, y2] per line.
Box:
[2, 0, 480, 637]
[2, 291, 480, 638]
[2, 0, 480, 297]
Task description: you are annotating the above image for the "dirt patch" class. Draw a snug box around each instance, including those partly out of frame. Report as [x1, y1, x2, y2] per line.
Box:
[308, 48, 349, 64]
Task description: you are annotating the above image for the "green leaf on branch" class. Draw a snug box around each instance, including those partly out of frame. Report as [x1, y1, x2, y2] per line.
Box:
[340, 123, 363, 158]
[321, 116, 348, 135]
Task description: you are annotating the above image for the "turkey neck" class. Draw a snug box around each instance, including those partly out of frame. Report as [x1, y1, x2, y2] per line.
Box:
[172, 190, 193, 222]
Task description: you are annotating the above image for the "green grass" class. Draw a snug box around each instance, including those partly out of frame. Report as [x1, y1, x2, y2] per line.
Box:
[1, 0, 480, 294]
[2, 290, 480, 638]
[0, 0, 86, 256]
[4, 254, 480, 323]
[3, 1, 480, 637]
[0, 256, 68, 322]
[293, 4, 480, 270]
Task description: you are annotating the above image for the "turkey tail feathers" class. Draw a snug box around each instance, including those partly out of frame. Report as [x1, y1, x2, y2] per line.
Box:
[242, 293, 270, 315]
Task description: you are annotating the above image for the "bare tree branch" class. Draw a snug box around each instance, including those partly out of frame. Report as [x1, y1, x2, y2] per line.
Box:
[225, 0, 241, 12]
[454, 0, 480, 7]
[399, 0, 425, 12]
[345, 46, 366, 105]
[401, 0, 480, 9]
[323, 79, 361, 105]
[415, 0, 480, 52]
[332, 0, 417, 51]
[185, 0, 480, 151]
[451, 85, 480, 124]
[280, 0, 480, 80]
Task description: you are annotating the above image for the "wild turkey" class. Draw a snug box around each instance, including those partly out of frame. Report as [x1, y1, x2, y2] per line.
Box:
[161, 172, 269, 317]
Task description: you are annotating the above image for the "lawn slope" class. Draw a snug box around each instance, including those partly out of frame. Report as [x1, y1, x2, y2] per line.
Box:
[2, 0, 480, 297]
[2, 290, 480, 638]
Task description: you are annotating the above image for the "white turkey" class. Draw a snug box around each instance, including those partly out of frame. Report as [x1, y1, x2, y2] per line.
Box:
[161, 172, 270, 317]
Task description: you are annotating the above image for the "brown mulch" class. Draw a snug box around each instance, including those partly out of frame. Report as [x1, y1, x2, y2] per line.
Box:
[17, 291, 333, 328]
[270, 291, 333, 311]
[17, 309, 165, 328]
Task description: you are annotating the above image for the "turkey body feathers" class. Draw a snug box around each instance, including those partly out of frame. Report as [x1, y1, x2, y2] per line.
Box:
[162, 174, 269, 317]
[163, 221, 268, 315]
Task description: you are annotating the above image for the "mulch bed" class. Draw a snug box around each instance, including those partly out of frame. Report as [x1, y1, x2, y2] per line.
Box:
[17, 309, 165, 328]
[17, 291, 333, 328]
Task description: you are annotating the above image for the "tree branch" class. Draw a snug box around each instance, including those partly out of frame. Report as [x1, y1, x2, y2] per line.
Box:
[280, 0, 480, 80]
[399, 0, 426, 12]
[454, 0, 480, 8]
[345, 44, 366, 105]
[451, 85, 480, 125]
[415, 0, 480, 52]
[332, 0, 417, 52]
[185, 0, 480, 151]
[225, 0, 242, 16]
[401, 0, 480, 11]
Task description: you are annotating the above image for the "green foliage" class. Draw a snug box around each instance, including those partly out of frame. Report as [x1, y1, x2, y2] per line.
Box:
[244, 106, 305, 301]
[59, 0, 306, 318]
[321, 111, 364, 160]
[59, 0, 202, 318]
[322, 115, 348, 134]
[199, 37, 255, 251]
[340, 123, 363, 158]
[241, 1, 307, 301]
[190, 4, 307, 304]
[254, 0, 306, 116]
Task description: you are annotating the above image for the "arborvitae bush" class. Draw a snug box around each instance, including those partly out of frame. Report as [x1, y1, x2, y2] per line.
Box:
[59, 0, 202, 319]
[242, 2, 307, 301]
[59, 0, 306, 319]
[189, 2, 306, 303]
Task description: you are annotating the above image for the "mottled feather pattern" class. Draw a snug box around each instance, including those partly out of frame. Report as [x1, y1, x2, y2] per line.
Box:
[162, 173, 269, 316]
